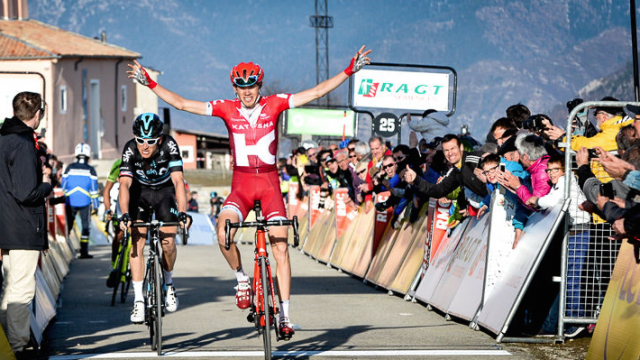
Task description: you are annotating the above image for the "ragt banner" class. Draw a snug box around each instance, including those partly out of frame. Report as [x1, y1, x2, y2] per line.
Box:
[352, 69, 450, 111]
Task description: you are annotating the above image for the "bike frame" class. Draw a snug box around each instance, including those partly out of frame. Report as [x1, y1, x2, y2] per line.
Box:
[225, 200, 299, 359]
[131, 220, 186, 356]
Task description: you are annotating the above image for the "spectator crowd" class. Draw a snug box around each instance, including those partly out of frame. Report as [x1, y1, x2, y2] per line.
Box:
[279, 96, 640, 338]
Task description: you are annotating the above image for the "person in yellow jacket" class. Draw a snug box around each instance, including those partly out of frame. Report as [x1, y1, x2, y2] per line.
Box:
[545, 96, 633, 152]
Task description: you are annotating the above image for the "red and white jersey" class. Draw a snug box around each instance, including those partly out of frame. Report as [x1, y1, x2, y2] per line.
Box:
[207, 94, 294, 172]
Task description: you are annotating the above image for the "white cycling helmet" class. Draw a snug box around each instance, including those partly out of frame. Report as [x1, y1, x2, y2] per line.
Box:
[74, 143, 91, 158]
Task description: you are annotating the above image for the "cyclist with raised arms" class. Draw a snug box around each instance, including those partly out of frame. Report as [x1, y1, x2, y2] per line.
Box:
[118, 113, 190, 324]
[127, 46, 371, 337]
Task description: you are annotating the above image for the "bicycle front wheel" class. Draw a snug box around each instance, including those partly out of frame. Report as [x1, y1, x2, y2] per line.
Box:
[260, 257, 272, 360]
[120, 269, 131, 304]
[153, 254, 163, 356]
[110, 246, 126, 306]
[148, 260, 157, 352]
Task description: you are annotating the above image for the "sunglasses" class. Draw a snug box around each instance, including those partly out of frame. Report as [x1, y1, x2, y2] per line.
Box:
[233, 75, 260, 87]
[394, 154, 406, 163]
[38, 101, 47, 120]
[357, 169, 367, 175]
[382, 163, 395, 170]
[349, 154, 357, 158]
[135, 137, 160, 146]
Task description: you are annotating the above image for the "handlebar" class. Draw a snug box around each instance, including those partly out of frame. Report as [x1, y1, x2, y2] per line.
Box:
[224, 216, 299, 250]
[126, 220, 189, 242]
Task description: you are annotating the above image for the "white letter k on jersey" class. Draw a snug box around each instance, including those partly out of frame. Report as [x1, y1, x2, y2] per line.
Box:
[233, 131, 276, 166]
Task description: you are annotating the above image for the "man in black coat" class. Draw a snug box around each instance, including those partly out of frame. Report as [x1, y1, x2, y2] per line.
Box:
[0, 91, 52, 356]
[401, 134, 488, 201]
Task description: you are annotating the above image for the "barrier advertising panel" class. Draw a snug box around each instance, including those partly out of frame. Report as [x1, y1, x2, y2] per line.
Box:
[330, 204, 366, 269]
[308, 186, 323, 229]
[184, 212, 216, 245]
[429, 216, 488, 314]
[373, 191, 392, 255]
[31, 266, 56, 346]
[370, 206, 428, 288]
[314, 211, 338, 262]
[334, 188, 358, 239]
[443, 215, 489, 321]
[485, 191, 518, 301]
[429, 199, 452, 263]
[344, 211, 376, 276]
[386, 207, 430, 294]
[586, 240, 640, 360]
[476, 202, 565, 335]
[414, 218, 471, 304]
[288, 182, 301, 216]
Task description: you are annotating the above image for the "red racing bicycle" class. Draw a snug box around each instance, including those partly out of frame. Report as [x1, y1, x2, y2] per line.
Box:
[225, 200, 299, 360]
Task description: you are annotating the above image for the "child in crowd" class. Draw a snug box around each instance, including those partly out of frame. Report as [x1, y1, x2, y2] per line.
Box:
[476, 153, 531, 247]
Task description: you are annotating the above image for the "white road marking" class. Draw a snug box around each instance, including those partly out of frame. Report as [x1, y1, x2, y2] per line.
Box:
[49, 349, 512, 359]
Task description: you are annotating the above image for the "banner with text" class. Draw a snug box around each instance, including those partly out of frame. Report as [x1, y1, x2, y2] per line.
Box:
[352, 69, 450, 111]
[587, 240, 640, 360]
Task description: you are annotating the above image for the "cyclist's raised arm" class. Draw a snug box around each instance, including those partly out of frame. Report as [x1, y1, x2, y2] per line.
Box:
[127, 59, 208, 116]
[291, 45, 371, 108]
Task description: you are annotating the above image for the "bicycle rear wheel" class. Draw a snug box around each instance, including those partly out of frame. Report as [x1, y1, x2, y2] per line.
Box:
[153, 254, 163, 356]
[260, 257, 272, 360]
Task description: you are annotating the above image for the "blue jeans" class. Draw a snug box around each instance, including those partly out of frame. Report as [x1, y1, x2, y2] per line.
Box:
[566, 230, 589, 317]
[541, 230, 590, 332]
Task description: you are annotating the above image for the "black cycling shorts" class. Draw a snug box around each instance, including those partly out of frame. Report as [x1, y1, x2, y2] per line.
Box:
[129, 184, 178, 223]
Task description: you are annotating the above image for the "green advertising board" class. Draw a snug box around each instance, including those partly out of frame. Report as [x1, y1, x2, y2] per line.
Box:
[286, 108, 355, 136]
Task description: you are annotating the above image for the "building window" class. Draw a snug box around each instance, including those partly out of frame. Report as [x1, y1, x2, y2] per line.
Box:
[60, 85, 67, 114]
[121, 85, 127, 111]
[181, 146, 194, 162]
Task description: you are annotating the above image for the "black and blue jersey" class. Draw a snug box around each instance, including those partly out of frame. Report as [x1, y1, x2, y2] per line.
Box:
[119, 135, 183, 189]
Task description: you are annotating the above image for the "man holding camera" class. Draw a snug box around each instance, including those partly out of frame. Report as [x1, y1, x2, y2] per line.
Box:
[545, 96, 633, 153]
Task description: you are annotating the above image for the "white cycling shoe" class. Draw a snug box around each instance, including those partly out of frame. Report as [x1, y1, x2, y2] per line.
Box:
[165, 285, 179, 313]
[130, 301, 145, 324]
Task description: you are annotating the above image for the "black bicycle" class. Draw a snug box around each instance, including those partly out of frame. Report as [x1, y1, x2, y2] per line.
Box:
[225, 201, 299, 360]
[107, 224, 132, 306]
[127, 220, 187, 356]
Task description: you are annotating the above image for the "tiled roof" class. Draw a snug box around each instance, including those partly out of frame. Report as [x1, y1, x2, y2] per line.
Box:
[0, 19, 139, 59]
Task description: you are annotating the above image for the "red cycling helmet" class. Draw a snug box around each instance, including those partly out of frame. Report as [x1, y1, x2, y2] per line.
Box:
[230, 62, 264, 87]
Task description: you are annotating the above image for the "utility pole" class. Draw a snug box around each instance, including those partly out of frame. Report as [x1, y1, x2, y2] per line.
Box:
[310, 0, 333, 107]
[631, 0, 639, 101]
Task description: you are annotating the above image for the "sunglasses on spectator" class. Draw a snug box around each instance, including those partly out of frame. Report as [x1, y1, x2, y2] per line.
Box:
[135, 137, 161, 146]
[545, 167, 563, 174]
[382, 163, 395, 170]
[357, 169, 367, 175]
[349, 154, 357, 158]
[394, 154, 406, 162]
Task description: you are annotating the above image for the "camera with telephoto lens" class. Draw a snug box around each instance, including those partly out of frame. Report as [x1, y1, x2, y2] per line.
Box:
[522, 114, 549, 132]
[599, 182, 616, 199]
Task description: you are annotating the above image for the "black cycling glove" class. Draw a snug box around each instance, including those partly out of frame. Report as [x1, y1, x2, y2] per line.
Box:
[178, 212, 190, 225]
[119, 213, 131, 227]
